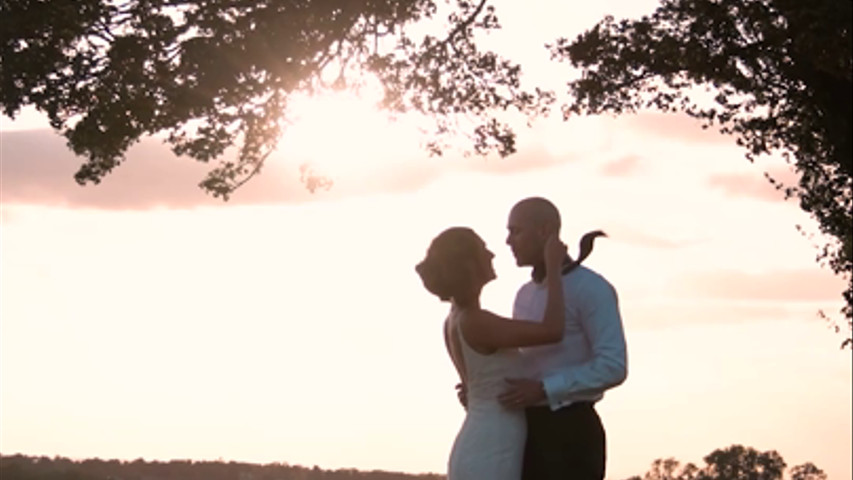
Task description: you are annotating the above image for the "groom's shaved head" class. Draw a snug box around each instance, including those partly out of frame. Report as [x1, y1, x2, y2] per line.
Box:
[506, 197, 561, 267]
[511, 197, 561, 232]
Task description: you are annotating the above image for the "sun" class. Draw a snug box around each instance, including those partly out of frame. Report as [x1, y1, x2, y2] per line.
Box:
[275, 89, 423, 180]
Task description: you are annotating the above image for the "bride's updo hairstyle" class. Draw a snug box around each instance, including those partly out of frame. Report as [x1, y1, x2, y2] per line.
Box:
[416, 227, 481, 302]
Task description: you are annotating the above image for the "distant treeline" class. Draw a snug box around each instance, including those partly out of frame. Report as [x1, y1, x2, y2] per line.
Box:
[0, 455, 445, 480]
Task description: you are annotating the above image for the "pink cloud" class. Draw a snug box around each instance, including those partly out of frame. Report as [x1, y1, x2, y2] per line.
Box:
[599, 154, 644, 177]
[0, 130, 577, 210]
[460, 145, 575, 175]
[675, 268, 847, 302]
[623, 112, 735, 146]
[707, 166, 801, 202]
[607, 226, 703, 249]
[627, 301, 807, 330]
[625, 268, 847, 330]
[0, 129, 319, 209]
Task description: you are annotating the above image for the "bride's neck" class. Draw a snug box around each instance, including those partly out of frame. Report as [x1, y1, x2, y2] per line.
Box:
[452, 294, 480, 311]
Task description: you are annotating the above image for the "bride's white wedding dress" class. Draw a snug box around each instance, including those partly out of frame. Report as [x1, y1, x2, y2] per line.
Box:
[447, 314, 526, 480]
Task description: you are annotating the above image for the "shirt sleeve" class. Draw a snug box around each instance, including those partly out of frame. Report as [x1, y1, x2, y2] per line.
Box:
[541, 276, 628, 408]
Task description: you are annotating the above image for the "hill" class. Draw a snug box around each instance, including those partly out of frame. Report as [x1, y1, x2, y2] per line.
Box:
[0, 454, 445, 480]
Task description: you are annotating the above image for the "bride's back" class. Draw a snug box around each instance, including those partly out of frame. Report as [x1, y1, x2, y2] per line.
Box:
[449, 310, 523, 410]
[446, 309, 528, 480]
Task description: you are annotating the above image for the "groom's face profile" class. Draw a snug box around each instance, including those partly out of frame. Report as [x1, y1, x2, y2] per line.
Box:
[506, 205, 547, 267]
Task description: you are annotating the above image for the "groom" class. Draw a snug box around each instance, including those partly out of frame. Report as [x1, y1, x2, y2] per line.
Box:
[498, 196, 627, 480]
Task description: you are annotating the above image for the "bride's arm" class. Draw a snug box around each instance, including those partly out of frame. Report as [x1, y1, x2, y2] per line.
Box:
[461, 236, 566, 350]
[462, 276, 563, 350]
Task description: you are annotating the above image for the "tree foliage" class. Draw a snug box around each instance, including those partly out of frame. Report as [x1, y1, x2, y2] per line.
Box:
[0, 0, 548, 198]
[623, 457, 700, 480]
[624, 445, 827, 480]
[789, 463, 828, 480]
[0, 454, 444, 480]
[552, 0, 852, 346]
[700, 445, 786, 480]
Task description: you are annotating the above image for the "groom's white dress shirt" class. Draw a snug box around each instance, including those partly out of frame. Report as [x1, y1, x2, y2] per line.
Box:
[513, 265, 628, 411]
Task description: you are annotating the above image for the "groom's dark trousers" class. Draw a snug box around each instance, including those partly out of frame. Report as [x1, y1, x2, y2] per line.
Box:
[521, 402, 606, 480]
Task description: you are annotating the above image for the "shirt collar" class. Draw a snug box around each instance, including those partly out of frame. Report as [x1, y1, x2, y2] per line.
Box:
[531, 255, 577, 283]
[531, 230, 606, 283]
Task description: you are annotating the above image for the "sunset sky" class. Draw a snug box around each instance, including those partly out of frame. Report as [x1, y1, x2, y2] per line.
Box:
[1, 1, 851, 479]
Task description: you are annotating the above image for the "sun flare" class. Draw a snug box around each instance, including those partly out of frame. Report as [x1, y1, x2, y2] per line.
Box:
[275, 90, 423, 180]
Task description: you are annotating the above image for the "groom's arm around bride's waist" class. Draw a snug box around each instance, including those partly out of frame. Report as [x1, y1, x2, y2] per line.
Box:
[516, 271, 628, 411]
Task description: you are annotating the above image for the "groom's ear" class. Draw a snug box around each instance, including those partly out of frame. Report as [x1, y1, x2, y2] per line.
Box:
[539, 221, 558, 237]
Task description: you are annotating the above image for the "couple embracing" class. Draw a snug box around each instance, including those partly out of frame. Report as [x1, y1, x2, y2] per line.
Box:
[416, 197, 628, 480]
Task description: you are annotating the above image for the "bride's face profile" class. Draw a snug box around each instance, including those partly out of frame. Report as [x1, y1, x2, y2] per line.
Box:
[416, 227, 497, 303]
[470, 237, 497, 287]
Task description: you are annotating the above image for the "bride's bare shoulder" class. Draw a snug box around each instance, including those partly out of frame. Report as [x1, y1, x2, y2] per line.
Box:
[468, 308, 507, 323]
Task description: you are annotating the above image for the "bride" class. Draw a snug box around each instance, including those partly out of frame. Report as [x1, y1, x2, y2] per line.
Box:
[415, 227, 566, 480]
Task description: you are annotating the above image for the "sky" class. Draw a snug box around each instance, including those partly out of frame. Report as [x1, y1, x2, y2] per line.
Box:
[1, 1, 851, 479]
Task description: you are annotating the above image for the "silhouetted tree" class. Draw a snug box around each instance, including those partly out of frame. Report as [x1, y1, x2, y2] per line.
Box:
[0, 0, 548, 199]
[698, 445, 786, 480]
[624, 445, 827, 480]
[625, 457, 701, 480]
[552, 0, 852, 345]
[789, 463, 827, 480]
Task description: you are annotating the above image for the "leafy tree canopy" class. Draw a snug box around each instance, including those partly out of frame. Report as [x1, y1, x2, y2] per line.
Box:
[0, 0, 549, 197]
[552, 0, 852, 345]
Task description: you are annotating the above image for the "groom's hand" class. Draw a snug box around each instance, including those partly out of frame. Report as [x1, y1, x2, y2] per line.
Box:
[455, 382, 468, 409]
[498, 378, 546, 409]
